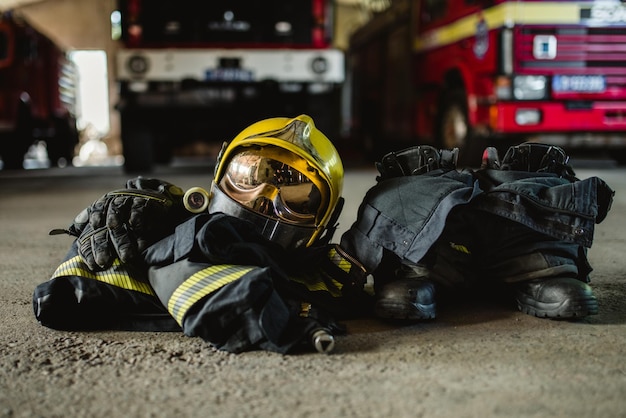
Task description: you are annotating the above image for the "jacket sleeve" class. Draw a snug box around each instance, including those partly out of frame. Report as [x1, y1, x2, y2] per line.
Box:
[149, 259, 320, 353]
[145, 213, 345, 354]
[33, 241, 180, 332]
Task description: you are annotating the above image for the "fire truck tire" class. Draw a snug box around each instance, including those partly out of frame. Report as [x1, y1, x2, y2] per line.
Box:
[611, 149, 626, 166]
[0, 139, 28, 170]
[438, 91, 468, 149]
[47, 116, 78, 168]
[0, 135, 27, 170]
[122, 127, 155, 173]
[1, 104, 33, 170]
[437, 91, 484, 167]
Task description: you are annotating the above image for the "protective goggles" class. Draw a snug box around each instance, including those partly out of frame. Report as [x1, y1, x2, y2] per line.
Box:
[209, 181, 318, 249]
[218, 150, 322, 225]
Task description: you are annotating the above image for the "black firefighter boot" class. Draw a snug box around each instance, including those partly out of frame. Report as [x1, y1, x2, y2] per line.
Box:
[371, 144, 458, 320]
[374, 263, 437, 320]
[496, 142, 597, 318]
[514, 277, 598, 319]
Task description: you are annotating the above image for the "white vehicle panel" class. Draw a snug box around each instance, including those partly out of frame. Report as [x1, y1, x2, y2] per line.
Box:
[117, 49, 345, 83]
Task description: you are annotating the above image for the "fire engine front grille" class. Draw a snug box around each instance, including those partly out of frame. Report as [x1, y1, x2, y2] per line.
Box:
[516, 26, 626, 74]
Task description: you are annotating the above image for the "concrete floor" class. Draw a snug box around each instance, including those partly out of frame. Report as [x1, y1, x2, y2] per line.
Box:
[0, 161, 625, 418]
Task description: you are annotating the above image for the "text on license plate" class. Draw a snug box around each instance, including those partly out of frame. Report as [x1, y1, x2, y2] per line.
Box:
[552, 75, 606, 93]
[205, 68, 254, 82]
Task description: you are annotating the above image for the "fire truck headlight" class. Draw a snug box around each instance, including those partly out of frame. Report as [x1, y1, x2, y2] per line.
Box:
[515, 109, 542, 125]
[128, 81, 149, 93]
[311, 57, 329, 74]
[513, 76, 547, 100]
[127, 55, 149, 75]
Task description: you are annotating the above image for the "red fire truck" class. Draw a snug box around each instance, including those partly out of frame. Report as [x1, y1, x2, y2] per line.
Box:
[114, 0, 345, 172]
[0, 12, 78, 169]
[349, 0, 626, 164]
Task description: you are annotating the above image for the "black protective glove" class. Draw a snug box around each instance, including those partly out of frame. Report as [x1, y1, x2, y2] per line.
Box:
[51, 177, 189, 270]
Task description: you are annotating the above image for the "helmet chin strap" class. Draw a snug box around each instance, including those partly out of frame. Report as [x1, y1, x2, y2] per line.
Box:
[317, 197, 344, 246]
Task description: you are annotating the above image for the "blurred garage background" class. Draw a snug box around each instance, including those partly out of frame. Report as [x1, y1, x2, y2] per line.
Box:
[0, 0, 383, 170]
[3, 0, 626, 171]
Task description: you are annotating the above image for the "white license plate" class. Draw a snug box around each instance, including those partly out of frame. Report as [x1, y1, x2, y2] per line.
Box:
[205, 68, 254, 82]
[552, 75, 606, 93]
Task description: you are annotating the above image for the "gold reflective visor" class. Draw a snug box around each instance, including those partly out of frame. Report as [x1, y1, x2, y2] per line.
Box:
[219, 149, 323, 225]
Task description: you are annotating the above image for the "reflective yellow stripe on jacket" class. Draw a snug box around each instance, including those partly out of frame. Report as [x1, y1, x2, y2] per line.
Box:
[168, 264, 256, 326]
[51, 255, 155, 295]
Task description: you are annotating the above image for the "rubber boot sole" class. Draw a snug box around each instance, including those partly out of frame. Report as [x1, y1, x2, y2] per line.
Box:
[374, 300, 437, 320]
[515, 294, 598, 319]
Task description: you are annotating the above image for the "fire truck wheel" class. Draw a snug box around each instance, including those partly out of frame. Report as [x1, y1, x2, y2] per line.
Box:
[122, 128, 155, 173]
[47, 117, 78, 168]
[0, 135, 28, 170]
[1, 105, 33, 170]
[439, 98, 468, 150]
[0, 140, 28, 169]
[437, 91, 484, 167]
[611, 149, 626, 166]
